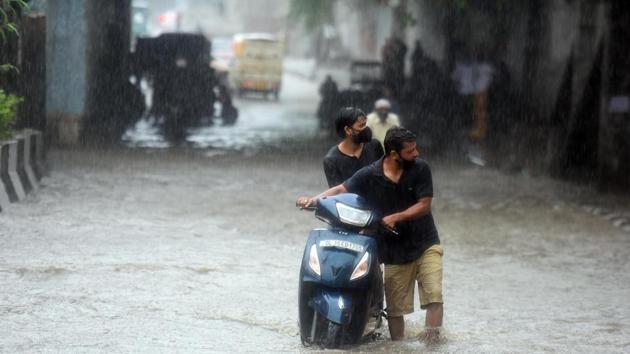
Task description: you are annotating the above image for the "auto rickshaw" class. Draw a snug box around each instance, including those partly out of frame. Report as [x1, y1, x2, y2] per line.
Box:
[133, 33, 237, 141]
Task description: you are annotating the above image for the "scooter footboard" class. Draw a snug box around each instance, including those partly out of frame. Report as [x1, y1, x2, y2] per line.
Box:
[311, 288, 354, 325]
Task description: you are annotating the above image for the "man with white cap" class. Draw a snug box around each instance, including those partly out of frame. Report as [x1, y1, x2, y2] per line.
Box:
[367, 98, 401, 148]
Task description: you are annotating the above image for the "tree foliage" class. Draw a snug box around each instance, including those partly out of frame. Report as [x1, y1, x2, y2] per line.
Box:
[1, 0, 28, 138]
[0, 0, 28, 43]
[440, 0, 509, 11]
[0, 89, 21, 139]
[0, 0, 28, 74]
[1, 0, 28, 74]
[288, 0, 335, 30]
[289, 0, 512, 33]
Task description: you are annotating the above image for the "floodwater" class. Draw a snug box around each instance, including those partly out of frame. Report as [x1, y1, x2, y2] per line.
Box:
[1, 72, 630, 353]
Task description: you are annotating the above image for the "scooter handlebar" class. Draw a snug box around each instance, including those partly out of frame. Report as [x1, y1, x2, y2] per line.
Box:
[379, 223, 399, 236]
[295, 201, 317, 211]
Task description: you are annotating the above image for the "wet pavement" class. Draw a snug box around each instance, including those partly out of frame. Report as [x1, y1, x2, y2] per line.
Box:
[1, 73, 630, 353]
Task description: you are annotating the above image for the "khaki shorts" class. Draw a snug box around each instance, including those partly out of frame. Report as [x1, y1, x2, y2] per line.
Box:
[384, 244, 444, 317]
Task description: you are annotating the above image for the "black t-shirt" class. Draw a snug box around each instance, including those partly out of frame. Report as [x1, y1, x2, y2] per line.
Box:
[343, 157, 440, 264]
[323, 139, 384, 187]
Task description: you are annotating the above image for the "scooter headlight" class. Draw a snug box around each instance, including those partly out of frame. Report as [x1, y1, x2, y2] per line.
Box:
[350, 251, 370, 281]
[336, 203, 371, 227]
[308, 244, 321, 276]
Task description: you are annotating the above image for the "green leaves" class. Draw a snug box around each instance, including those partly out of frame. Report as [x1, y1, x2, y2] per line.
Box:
[0, 63, 17, 73]
[1, 0, 27, 84]
[5, 22, 17, 33]
[0, 0, 28, 139]
[0, 89, 22, 140]
[0, 0, 28, 43]
[289, 0, 335, 31]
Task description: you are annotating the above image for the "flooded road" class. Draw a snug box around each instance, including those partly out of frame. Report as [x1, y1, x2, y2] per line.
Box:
[1, 73, 630, 353]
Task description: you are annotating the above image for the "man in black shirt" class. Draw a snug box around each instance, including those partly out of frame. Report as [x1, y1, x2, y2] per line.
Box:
[323, 107, 384, 187]
[297, 127, 443, 342]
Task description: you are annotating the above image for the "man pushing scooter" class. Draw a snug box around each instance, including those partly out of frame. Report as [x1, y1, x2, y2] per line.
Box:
[297, 127, 443, 343]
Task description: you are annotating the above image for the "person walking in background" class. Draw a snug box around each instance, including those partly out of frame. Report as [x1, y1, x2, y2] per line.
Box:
[382, 36, 407, 99]
[451, 49, 494, 164]
[317, 75, 340, 129]
[367, 98, 401, 148]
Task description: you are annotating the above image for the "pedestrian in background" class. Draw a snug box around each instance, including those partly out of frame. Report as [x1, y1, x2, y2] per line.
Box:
[367, 99, 401, 148]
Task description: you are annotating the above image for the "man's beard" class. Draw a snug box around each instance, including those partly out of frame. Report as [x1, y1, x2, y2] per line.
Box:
[400, 157, 416, 169]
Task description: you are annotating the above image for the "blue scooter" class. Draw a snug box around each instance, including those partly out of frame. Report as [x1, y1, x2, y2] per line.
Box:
[298, 193, 394, 348]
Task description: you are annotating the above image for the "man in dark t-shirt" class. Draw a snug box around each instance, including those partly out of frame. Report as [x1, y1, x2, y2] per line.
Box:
[323, 107, 384, 187]
[297, 127, 443, 343]
[344, 155, 439, 264]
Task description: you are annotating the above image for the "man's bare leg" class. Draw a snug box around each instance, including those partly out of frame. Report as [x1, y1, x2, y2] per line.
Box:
[388, 316, 405, 341]
[424, 303, 443, 343]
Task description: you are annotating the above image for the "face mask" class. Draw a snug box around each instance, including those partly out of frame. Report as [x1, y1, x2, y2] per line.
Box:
[351, 127, 372, 144]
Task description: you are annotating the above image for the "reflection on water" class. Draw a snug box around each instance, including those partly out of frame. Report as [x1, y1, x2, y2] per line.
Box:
[123, 72, 321, 152]
[122, 109, 318, 152]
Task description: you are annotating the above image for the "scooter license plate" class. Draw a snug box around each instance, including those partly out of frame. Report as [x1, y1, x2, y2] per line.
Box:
[319, 240, 364, 253]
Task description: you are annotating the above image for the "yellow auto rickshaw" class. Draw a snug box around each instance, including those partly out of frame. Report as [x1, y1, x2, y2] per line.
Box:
[230, 33, 283, 100]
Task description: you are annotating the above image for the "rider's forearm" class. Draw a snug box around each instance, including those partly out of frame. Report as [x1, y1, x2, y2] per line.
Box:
[392, 198, 432, 222]
[314, 184, 347, 199]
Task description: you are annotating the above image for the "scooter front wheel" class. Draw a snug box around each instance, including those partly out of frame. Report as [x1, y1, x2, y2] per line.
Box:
[320, 320, 342, 349]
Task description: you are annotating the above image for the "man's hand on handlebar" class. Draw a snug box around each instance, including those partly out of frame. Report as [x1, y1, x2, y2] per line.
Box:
[296, 196, 317, 209]
[382, 214, 398, 229]
[381, 214, 400, 235]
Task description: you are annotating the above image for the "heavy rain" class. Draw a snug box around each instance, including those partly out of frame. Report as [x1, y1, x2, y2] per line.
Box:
[1, 0, 629, 352]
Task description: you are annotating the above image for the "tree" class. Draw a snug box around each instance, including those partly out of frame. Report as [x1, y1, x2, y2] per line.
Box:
[288, 0, 337, 63]
[0, 0, 28, 138]
[0, 89, 21, 139]
[1, 0, 28, 73]
[288, 0, 335, 31]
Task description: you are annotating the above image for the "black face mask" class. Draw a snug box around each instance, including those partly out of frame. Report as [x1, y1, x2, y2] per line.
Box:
[351, 127, 372, 144]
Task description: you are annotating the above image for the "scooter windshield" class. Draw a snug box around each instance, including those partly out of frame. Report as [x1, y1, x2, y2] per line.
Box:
[336, 203, 371, 227]
[316, 194, 375, 229]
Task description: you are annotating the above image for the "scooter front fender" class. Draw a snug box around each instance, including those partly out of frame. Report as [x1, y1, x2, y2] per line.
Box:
[311, 288, 354, 326]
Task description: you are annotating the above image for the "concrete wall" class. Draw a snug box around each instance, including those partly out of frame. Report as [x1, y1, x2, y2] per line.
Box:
[46, 0, 89, 144]
[46, 0, 132, 145]
[527, 0, 608, 121]
[0, 131, 46, 212]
